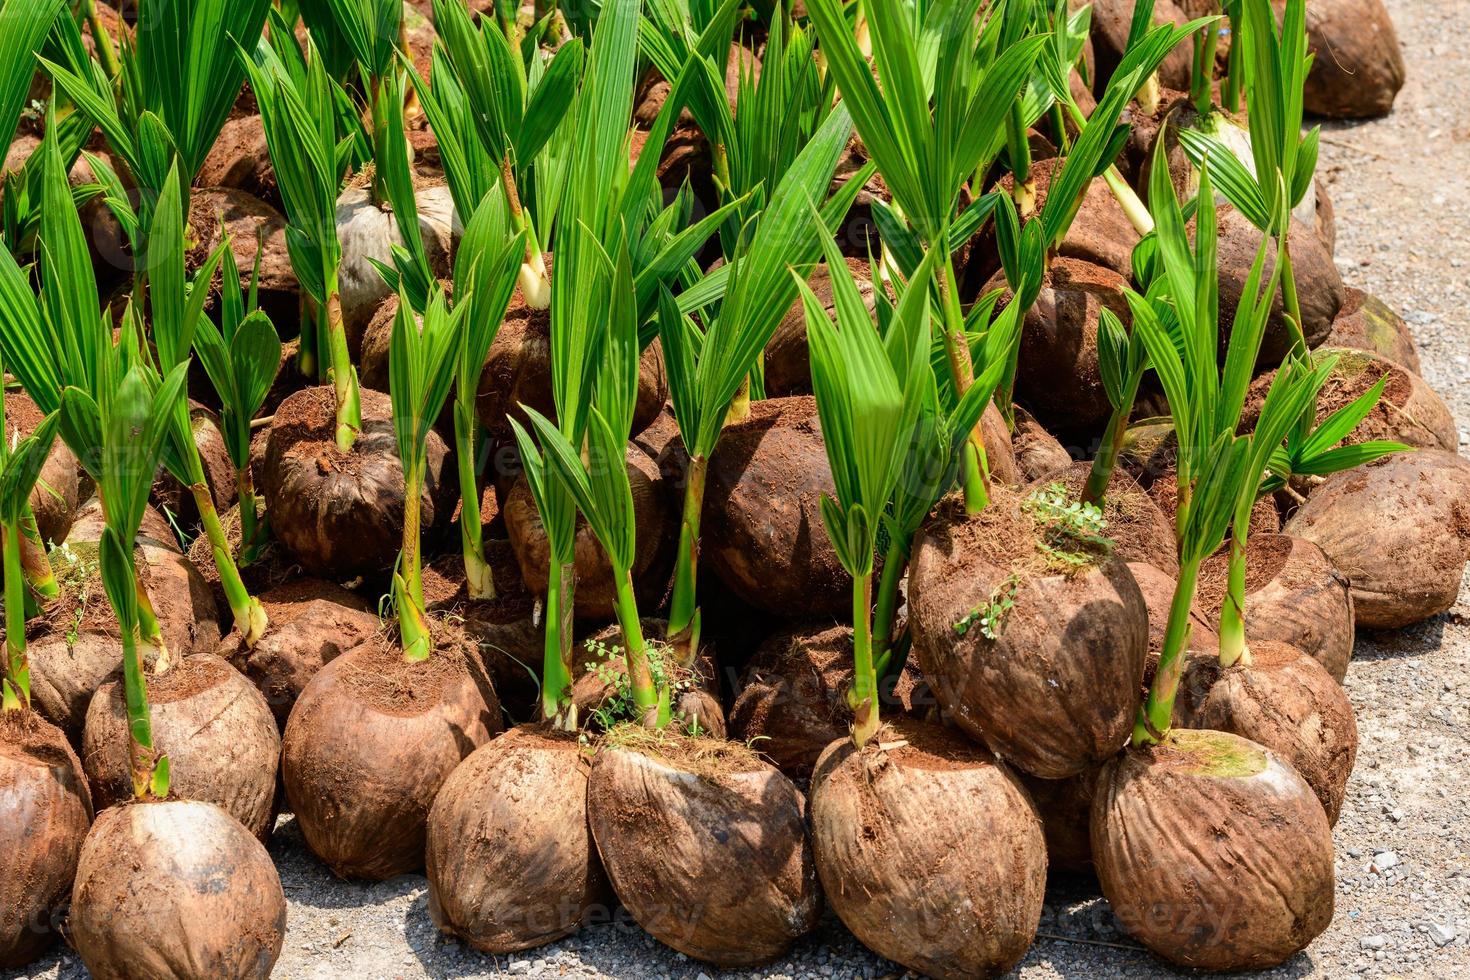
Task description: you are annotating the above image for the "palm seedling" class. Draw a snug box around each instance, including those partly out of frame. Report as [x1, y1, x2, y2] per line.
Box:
[131, 163, 269, 645]
[807, 0, 1046, 513]
[40, 0, 273, 231]
[238, 28, 361, 450]
[0, 129, 174, 659]
[191, 233, 282, 563]
[658, 104, 861, 664]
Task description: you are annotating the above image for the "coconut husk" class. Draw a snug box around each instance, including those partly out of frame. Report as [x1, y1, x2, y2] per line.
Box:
[280, 629, 503, 879]
[1299, 0, 1405, 119]
[427, 726, 611, 953]
[763, 257, 877, 398]
[82, 654, 280, 839]
[728, 623, 926, 783]
[0, 711, 92, 970]
[1126, 561, 1219, 694]
[4, 390, 79, 547]
[218, 578, 383, 729]
[809, 718, 1046, 979]
[1284, 450, 1470, 629]
[572, 618, 726, 737]
[1183, 641, 1357, 823]
[1090, 0, 1196, 94]
[1092, 729, 1335, 971]
[1011, 406, 1074, 483]
[70, 800, 286, 980]
[336, 182, 456, 344]
[908, 489, 1148, 779]
[1320, 288, 1421, 374]
[197, 114, 279, 208]
[1195, 533, 1355, 682]
[1017, 764, 1102, 876]
[261, 385, 455, 579]
[187, 187, 300, 333]
[587, 729, 821, 966]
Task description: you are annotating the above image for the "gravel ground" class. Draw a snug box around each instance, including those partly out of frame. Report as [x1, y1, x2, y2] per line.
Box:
[10, 1, 1470, 977]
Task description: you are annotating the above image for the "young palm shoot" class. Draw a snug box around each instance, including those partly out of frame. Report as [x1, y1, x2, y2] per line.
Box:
[139, 164, 269, 647]
[0, 130, 170, 654]
[192, 235, 282, 563]
[0, 387, 60, 712]
[61, 363, 191, 798]
[239, 34, 362, 450]
[388, 288, 465, 662]
[40, 0, 273, 229]
[801, 242, 931, 747]
[659, 105, 861, 664]
[807, 0, 1046, 512]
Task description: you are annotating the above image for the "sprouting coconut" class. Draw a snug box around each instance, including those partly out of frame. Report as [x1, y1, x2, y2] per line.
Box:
[1127, 560, 1219, 687]
[1285, 450, 1470, 629]
[1322, 288, 1421, 374]
[0, 398, 92, 970]
[1299, 0, 1405, 119]
[587, 727, 821, 965]
[281, 290, 505, 880]
[427, 726, 611, 953]
[58, 361, 287, 980]
[81, 654, 281, 839]
[909, 486, 1148, 778]
[1091, 729, 1335, 970]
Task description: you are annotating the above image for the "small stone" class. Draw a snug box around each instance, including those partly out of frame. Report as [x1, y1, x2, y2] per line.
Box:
[1372, 851, 1401, 871]
[509, 959, 531, 974]
[1362, 934, 1389, 951]
[1428, 922, 1456, 947]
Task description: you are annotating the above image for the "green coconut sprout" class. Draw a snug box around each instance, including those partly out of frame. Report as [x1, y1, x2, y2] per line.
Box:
[61, 359, 191, 798]
[239, 28, 362, 451]
[0, 382, 59, 712]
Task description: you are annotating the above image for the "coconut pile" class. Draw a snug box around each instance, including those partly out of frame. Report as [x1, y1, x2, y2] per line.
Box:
[0, 1, 1458, 980]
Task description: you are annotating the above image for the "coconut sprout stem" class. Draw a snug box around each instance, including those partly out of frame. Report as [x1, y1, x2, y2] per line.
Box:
[1104, 168, 1156, 236]
[613, 571, 660, 725]
[2, 523, 29, 711]
[1082, 371, 1141, 507]
[1215, 495, 1255, 668]
[939, 249, 992, 514]
[871, 541, 906, 667]
[82, 0, 120, 80]
[236, 468, 263, 564]
[1006, 100, 1036, 216]
[325, 289, 361, 452]
[398, 464, 431, 662]
[849, 568, 879, 748]
[453, 409, 495, 601]
[1279, 234, 1308, 356]
[18, 509, 57, 598]
[499, 154, 551, 310]
[298, 296, 320, 381]
[541, 559, 576, 728]
[667, 453, 708, 668]
[1191, 19, 1220, 113]
[135, 576, 169, 670]
[1138, 73, 1161, 117]
[192, 483, 268, 647]
[1134, 556, 1201, 745]
[119, 598, 167, 799]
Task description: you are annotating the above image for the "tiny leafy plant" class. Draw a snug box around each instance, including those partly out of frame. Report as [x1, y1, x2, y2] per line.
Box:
[1023, 482, 1112, 568]
[953, 575, 1019, 641]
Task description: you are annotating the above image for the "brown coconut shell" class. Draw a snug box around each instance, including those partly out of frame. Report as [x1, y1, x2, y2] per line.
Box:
[1091, 1, 1196, 94]
[1320, 288, 1421, 373]
[981, 401, 1024, 486]
[1195, 533, 1355, 682]
[70, 799, 286, 980]
[763, 257, 876, 398]
[908, 491, 1148, 779]
[473, 290, 668, 443]
[82, 655, 280, 839]
[1244, 347, 1455, 453]
[261, 385, 455, 578]
[809, 718, 1047, 980]
[992, 257, 1132, 438]
[1285, 450, 1470, 629]
[1037, 460, 1179, 573]
[827, 130, 890, 258]
[728, 624, 926, 783]
[197, 115, 279, 207]
[1017, 765, 1102, 876]
[503, 441, 673, 621]
[336, 182, 456, 344]
[0, 711, 92, 969]
[427, 726, 611, 953]
[1299, 0, 1405, 119]
[281, 631, 503, 880]
[29, 537, 221, 739]
[1012, 405, 1074, 483]
[187, 187, 299, 331]
[64, 498, 180, 554]
[1092, 729, 1335, 971]
[5, 392, 80, 547]
[218, 578, 383, 728]
[1183, 641, 1358, 824]
[423, 544, 543, 721]
[587, 732, 821, 966]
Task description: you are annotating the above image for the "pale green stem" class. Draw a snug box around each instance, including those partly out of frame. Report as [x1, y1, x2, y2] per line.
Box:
[1134, 556, 1201, 745]
[667, 454, 707, 668]
[849, 569, 878, 748]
